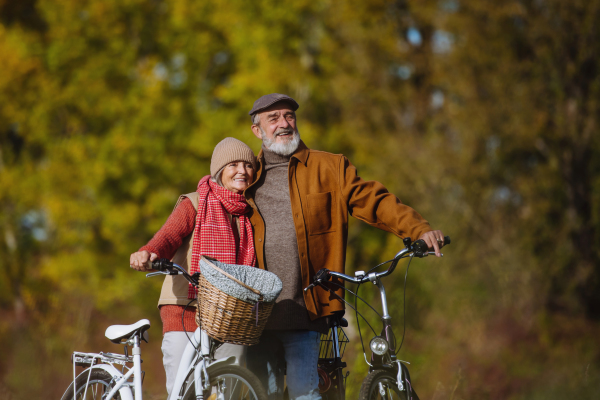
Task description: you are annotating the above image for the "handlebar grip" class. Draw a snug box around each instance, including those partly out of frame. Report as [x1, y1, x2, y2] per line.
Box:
[412, 239, 429, 255]
[413, 236, 451, 256]
[151, 258, 173, 271]
[314, 268, 331, 282]
[305, 268, 331, 291]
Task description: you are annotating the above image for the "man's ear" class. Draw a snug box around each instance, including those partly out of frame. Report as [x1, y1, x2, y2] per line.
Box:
[251, 124, 263, 139]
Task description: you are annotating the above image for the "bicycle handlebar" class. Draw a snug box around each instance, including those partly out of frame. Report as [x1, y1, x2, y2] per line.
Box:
[146, 235, 451, 292]
[304, 236, 451, 291]
[145, 259, 199, 286]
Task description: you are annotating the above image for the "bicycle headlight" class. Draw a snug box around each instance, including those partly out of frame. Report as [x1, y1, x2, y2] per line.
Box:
[369, 336, 389, 355]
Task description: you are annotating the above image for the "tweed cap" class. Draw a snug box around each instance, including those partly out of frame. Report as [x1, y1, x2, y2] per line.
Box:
[210, 137, 256, 177]
[248, 93, 299, 116]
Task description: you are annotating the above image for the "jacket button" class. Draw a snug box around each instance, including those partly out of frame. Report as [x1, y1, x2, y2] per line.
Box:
[259, 238, 262, 242]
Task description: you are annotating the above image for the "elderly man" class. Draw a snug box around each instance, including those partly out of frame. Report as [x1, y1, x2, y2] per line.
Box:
[243, 93, 445, 400]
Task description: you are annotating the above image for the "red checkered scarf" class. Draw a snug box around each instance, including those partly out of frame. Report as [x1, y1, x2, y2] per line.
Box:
[188, 175, 256, 298]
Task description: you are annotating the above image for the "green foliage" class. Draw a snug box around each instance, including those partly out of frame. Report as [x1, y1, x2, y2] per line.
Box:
[1, 0, 599, 399]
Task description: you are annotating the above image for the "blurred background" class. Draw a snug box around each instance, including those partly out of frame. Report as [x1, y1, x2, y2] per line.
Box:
[1, 0, 599, 399]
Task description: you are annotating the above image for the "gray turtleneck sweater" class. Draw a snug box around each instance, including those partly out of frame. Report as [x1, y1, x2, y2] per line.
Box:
[254, 146, 329, 333]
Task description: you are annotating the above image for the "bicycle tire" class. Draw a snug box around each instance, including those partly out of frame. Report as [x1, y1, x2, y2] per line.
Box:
[60, 369, 120, 400]
[181, 364, 267, 400]
[359, 370, 407, 400]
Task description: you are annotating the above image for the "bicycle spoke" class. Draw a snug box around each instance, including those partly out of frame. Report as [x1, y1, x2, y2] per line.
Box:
[71, 378, 113, 400]
[240, 384, 250, 400]
[229, 376, 238, 400]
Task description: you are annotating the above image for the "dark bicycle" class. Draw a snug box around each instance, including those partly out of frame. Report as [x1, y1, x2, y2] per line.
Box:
[305, 236, 451, 400]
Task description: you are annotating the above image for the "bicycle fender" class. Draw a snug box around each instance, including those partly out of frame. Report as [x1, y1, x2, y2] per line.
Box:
[79, 364, 134, 400]
[207, 355, 236, 369]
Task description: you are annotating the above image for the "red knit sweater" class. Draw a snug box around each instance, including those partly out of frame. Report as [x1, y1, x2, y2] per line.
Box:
[141, 198, 196, 259]
[140, 198, 198, 335]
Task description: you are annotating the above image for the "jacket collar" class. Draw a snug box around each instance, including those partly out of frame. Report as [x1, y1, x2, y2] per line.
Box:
[291, 140, 309, 165]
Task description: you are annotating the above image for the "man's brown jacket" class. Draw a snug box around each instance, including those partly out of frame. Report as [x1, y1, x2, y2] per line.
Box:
[244, 141, 432, 320]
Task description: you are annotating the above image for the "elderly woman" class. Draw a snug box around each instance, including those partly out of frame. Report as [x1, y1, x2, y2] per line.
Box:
[129, 137, 256, 396]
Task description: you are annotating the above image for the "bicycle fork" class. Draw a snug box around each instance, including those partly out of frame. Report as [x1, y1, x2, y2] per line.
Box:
[194, 330, 212, 400]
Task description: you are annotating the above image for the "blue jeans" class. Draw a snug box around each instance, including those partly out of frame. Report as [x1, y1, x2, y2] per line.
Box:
[247, 330, 321, 400]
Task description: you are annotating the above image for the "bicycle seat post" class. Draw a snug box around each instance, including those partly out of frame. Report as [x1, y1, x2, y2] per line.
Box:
[132, 333, 143, 400]
[330, 325, 341, 360]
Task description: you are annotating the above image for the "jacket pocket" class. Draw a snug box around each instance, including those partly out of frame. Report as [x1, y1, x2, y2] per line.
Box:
[307, 191, 337, 235]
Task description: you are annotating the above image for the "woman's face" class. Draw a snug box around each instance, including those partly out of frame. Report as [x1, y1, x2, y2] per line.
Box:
[221, 161, 255, 194]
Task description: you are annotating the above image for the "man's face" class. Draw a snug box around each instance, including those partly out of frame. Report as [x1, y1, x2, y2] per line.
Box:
[251, 102, 300, 155]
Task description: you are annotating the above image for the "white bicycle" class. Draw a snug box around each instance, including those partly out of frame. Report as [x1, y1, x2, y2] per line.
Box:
[61, 259, 267, 400]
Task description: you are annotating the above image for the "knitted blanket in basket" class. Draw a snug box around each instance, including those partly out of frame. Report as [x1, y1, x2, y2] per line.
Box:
[199, 258, 282, 304]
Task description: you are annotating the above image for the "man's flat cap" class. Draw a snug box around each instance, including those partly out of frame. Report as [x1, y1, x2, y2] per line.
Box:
[248, 93, 299, 116]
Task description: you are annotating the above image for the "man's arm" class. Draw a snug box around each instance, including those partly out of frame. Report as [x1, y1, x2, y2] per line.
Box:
[338, 156, 445, 255]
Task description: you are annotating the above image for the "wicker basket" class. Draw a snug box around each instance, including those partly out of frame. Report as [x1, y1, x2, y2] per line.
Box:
[196, 258, 277, 345]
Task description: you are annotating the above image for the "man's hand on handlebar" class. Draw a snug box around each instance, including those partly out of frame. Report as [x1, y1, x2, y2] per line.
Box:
[130, 250, 158, 271]
[418, 230, 446, 257]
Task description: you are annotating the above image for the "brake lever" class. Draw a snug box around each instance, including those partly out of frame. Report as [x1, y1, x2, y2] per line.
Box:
[303, 283, 316, 292]
[304, 280, 326, 292]
[146, 271, 170, 278]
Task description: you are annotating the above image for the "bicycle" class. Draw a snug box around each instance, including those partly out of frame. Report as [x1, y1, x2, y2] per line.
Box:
[61, 258, 267, 400]
[305, 236, 451, 400]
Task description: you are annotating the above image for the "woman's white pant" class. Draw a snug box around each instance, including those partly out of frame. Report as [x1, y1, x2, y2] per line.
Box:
[161, 331, 247, 396]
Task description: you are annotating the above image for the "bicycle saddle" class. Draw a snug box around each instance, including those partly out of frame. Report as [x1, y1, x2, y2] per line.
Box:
[105, 319, 151, 344]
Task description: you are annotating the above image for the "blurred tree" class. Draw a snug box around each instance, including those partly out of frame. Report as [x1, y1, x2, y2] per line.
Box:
[432, 0, 600, 316]
[0, 0, 599, 399]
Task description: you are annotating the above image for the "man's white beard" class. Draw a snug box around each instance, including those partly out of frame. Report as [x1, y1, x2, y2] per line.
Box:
[261, 127, 301, 156]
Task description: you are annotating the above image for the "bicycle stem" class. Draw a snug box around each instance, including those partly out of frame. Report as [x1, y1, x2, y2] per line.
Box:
[367, 273, 391, 320]
[371, 274, 399, 356]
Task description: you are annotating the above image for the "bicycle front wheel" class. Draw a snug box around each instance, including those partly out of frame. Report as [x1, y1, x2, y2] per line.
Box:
[359, 370, 408, 400]
[182, 364, 267, 400]
[60, 369, 120, 400]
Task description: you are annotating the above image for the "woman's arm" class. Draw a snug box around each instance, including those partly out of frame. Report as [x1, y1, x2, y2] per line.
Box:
[130, 198, 196, 271]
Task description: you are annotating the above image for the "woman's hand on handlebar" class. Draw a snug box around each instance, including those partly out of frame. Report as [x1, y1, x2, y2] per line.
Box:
[419, 230, 446, 257]
[130, 250, 158, 271]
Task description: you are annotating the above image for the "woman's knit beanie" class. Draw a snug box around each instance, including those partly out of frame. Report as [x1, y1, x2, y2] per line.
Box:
[210, 137, 256, 177]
